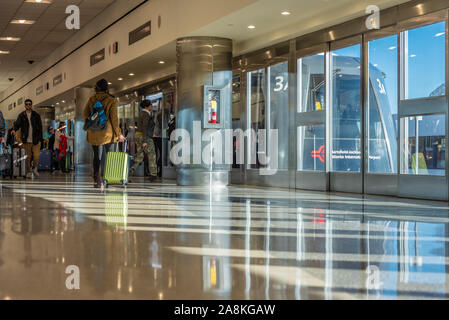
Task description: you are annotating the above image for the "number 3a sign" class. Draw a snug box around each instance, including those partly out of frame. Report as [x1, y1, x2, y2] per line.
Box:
[274, 76, 289, 92]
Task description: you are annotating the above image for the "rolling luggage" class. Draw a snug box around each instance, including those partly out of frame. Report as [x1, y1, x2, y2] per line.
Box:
[103, 142, 129, 188]
[38, 149, 52, 171]
[0, 145, 11, 172]
[12, 148, 27, 178]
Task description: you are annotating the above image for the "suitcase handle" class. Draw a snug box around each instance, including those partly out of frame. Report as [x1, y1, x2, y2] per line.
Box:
[115, 140, 128, 153]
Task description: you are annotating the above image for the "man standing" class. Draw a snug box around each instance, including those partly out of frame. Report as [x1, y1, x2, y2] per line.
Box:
[13, 99, 43, 178]
[129, 99, 159, 182]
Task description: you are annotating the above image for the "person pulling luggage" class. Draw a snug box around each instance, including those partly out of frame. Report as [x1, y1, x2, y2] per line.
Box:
[83, 79, 125, 188]
[129, 99, 159, 182]
[11, 99, 43, 179]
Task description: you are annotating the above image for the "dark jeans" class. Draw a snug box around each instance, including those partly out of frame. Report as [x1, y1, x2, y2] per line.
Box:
[92, 143, 112, 176]
[154, 137, 162, 177]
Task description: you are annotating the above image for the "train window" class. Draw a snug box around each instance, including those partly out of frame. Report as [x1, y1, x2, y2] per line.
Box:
[401, 21, 446, 100]
[298, 53, 325, 113]
[330, 44, 361, 172]
[400, 114, 445, 176]
[367, 34, 398, 174]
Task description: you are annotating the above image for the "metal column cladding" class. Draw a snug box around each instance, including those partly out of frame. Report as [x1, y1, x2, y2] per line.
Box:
[176, 37, 233, 186]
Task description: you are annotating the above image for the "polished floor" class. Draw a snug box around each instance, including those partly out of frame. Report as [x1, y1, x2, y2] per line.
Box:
[1, 172, 449, 300]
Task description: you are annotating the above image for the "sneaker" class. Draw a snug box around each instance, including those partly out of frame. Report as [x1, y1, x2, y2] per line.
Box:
[26, 172, 33, 179]
[33, 167, 39, 177]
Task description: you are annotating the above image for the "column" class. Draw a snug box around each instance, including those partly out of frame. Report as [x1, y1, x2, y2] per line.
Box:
[176, 37, 233, 186]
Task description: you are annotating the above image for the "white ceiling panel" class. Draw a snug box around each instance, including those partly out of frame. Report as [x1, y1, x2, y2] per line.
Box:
[0, 0, 117, 92]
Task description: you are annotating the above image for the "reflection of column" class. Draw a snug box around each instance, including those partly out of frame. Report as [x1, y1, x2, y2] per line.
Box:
[265, 201, 270, 299]
[245, 199, 251, 298]
[325, 219, 333, 299]
[74, 87, 93, 170]
[176, 37, 233, 186]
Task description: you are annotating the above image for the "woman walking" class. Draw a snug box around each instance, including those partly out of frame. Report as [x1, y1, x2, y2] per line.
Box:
[83, 79, 125, 188]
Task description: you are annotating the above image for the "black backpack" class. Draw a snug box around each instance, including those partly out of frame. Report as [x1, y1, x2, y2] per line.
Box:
[85, 98, 108, 131]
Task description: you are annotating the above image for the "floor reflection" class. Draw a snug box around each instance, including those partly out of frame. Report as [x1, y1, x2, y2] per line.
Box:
[0, 175, 449, 299]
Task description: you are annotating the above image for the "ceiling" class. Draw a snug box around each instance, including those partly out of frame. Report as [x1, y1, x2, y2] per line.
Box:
[0, 0, 116, 93]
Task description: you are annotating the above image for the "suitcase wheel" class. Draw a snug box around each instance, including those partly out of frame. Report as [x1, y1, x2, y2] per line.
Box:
[121, 180, 128, 187]
[103, 180, 109, 189]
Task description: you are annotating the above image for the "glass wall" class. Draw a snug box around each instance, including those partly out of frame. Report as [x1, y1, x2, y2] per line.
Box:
[330, 44, 361, 172]
[297, 52, 326, 172]
[367, 35, 398, 173]
[269, 62, 289, 170]
[247, 69, 266, 169]
[402, 21, 446, 99]
[298, 54, 326, 113]
[400, 114, 446, 175]
[232, 75, 241, 169]
[297, 125, 325, 171]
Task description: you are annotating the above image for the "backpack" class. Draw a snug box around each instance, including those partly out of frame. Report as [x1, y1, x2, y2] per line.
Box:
[85, 98, 108, 131]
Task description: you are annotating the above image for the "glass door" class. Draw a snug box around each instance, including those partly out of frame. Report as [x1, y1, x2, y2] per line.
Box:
[296, 45, 328, 190]
[328, 37, 363, 193]
[397, 17, 448, 200]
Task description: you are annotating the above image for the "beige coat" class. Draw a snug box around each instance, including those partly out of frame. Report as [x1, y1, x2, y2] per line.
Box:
[83, 92, 121, 146]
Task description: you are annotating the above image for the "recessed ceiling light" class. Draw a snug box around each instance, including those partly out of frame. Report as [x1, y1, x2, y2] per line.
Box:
[108, 82, 112, 85]
[129, 73, 134, 76]
[0, 37, 20, 41]
[158, 60, 165, 64]
[0, 50, 9, 54]
[248, 25, 256, 29]
[118, 78, 123, 81]
[281, 11, 291, 15]
[11, 20, 35, 25]
[62, 100, 65, 103]
[26, 0, 52, 3]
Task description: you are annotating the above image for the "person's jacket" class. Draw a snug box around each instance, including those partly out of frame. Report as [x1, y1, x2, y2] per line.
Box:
[83, 91, 121, 146]
[14, 110, 43, 145]
[0, 111, 5, 139]
[58, 135, 68, 160]
[137, 109, 155, 144]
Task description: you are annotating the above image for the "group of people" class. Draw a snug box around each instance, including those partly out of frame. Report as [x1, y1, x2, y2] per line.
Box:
[0, 78, 164, 188]
[0, 99, 71, 178]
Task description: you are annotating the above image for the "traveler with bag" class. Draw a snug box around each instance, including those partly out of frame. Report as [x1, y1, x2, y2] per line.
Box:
[129, 100, 159, 182]
[11, 99, 43, 179]
[83, 79, 125, 188]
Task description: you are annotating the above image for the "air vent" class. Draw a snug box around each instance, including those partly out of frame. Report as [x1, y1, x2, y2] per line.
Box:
[18, 98, 23, 106]
[129, 21, 151, 45]
[36, 85, 43, 96]
[90, 48, 105, 66]
[8, 103, 13, 111]
[53, 74, 63, 87]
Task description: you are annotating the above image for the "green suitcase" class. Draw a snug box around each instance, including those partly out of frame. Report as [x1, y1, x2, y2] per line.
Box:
[104, 142, 129, 188]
